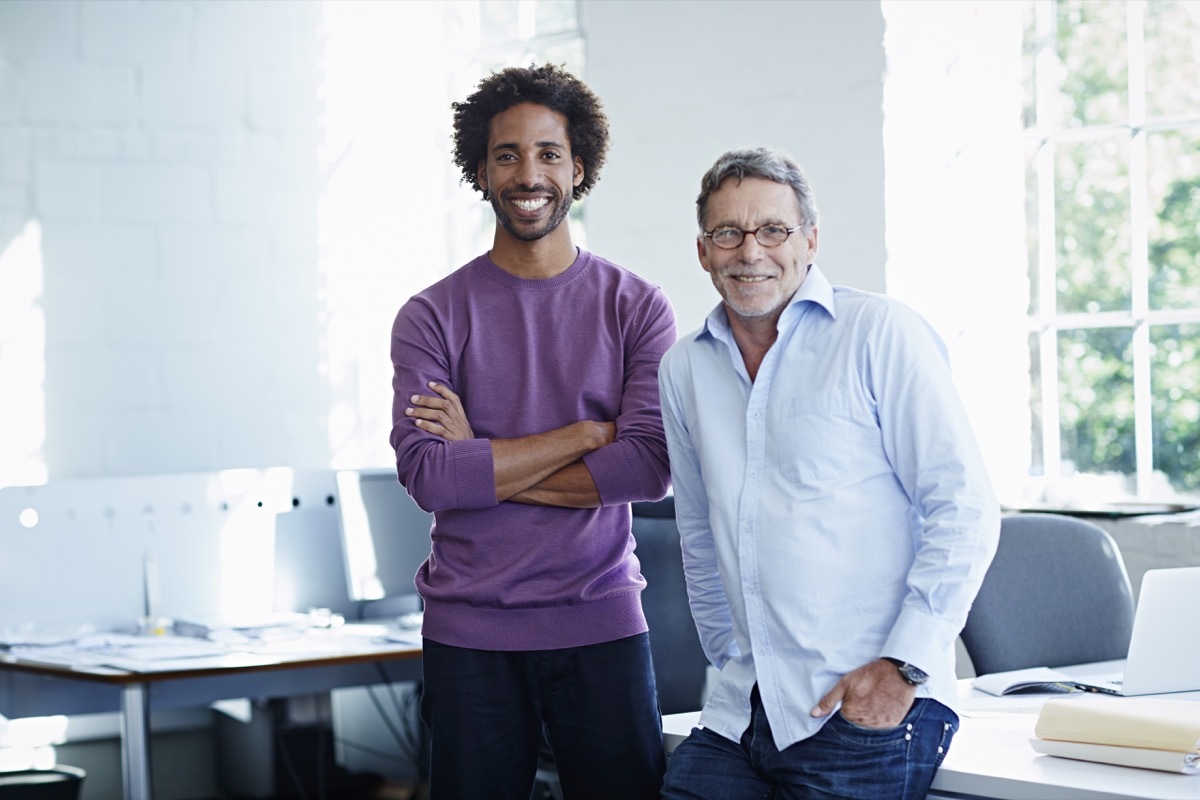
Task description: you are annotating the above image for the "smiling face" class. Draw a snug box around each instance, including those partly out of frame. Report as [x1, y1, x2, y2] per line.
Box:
[477, 102, 584, 245]
[698, 176, 818, 328]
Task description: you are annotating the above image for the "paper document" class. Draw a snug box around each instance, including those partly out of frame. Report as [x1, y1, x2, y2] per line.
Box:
[9, 633, 240, 671]
[1035, 695, 1200, 753]
[1030, 738, 1200, 774]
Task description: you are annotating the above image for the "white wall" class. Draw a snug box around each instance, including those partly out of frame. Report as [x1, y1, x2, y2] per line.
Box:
[0, 0, 328, 480]
[0, 0, 886, 481]
[581, 0, 888, 334]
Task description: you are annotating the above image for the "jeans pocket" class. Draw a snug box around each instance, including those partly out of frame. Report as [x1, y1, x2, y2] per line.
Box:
[826, 711, 911, 747]
[933, 712, 959, 768]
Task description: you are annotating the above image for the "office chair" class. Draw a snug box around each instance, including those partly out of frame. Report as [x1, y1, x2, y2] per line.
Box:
[0, 766, 85, 800]
[631, 496, 709, 715]
[959, 512, 1135, 676]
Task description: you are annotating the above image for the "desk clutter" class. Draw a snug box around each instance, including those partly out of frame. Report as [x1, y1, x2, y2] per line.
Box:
[1, 621, 420, 674]
[1032, 695, 1200, 774]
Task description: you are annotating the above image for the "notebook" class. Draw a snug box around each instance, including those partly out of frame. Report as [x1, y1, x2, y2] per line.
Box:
[1070, 566, 1200, 696]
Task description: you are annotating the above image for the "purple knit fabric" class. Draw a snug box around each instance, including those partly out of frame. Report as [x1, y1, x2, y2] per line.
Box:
[389, 249, 676, 650]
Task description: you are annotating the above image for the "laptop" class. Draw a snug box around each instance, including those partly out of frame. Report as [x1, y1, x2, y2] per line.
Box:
[1070, 566, 1200, 696]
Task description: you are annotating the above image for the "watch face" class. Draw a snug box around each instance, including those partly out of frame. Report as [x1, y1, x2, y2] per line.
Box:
[900, 663, 928, 685]
[884, 657, 928, 685]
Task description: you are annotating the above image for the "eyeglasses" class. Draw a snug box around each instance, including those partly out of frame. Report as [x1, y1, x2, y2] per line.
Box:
[702, 224, 803, 250]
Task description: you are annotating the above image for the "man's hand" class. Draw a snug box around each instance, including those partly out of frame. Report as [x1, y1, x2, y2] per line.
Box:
[405, 381, 474, 441]
[405, 380, 617, 502]
[809, 658, 916, 729]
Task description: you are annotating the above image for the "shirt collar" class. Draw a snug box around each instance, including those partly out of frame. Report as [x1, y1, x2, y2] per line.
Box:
[699, 263, 836, 342]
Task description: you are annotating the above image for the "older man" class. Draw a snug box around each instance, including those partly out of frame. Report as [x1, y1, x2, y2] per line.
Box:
[658, 146, 1000, 799]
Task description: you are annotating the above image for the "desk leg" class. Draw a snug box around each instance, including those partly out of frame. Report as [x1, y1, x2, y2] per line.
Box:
[120, 682, 153, 800]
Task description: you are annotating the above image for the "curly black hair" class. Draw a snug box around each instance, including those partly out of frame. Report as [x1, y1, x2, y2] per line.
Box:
[451, 63, 610, 201]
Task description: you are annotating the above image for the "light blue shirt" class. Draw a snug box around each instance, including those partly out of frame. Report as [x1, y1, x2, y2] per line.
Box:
[658, 265, 1000, 750]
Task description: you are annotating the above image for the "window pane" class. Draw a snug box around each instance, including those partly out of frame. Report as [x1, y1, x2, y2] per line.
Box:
[534, 0, 578, 38]
[479, 0, 521, 46]
[1021, 0, 1039, 129]
[1028, 332, 1045, 476]
[539, 37, 584, 75]
[1151, 324, 1200, 495]
[1058, 327, 1134, 475]
[1025, 140, 1043, 317]
[1147, 128, 1200, 310]
[1055, 137, 1131, 313]
[1057, 0, 1128, 128]
[1144, 0, 1200, 120]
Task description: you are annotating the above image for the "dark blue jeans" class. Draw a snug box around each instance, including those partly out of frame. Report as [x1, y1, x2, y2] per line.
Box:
[420, 633, 664, 800]
[662, 689, 958, 800]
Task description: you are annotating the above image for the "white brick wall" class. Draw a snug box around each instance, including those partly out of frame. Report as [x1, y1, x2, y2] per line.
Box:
[25, 62, 136, 124]
[0, 1, 77, 61]
[2, 0, 896, 481]
[1, 0, 328, 478]
[81, 1, 192, 65]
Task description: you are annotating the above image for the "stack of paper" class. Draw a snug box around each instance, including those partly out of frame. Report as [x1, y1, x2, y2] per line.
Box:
[1032, 695, 1200, 774]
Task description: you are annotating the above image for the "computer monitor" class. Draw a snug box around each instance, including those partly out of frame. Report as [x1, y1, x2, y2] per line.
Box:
[335, 468, 433, 618]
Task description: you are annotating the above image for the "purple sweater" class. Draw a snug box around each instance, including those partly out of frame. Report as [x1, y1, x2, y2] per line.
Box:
[389, 249, 676, 650]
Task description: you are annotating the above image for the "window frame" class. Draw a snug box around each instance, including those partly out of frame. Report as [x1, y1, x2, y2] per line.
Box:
[1025, 0, 1200, 498]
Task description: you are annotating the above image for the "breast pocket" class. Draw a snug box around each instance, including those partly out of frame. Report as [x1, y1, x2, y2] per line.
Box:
[776, 390, 874, 484]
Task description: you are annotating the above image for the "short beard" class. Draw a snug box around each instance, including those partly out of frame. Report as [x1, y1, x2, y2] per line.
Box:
[490, 187, 574, 242]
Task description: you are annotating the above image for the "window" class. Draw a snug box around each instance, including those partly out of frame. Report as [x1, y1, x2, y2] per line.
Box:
[444, 0, 588, 267]
[882, 0, 1200, 506]
[319, 0, 585, 470]
[1024, 0, 1200, 499]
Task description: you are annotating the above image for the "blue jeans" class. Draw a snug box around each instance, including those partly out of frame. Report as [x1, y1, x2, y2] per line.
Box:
[420, 634, 664, 800]
[662, 688, 957, 800]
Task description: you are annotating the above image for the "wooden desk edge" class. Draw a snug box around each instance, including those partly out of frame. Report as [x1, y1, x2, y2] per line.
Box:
[1, 644, 421, 685]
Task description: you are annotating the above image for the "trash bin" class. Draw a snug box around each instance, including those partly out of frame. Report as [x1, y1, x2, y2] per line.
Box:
[0, 766, 85, 800]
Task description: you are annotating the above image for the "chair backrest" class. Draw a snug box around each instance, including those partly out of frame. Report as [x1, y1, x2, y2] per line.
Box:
[631, 497, 709, 714]
[0, 766, 85, 800]
[960, 513, 1135, 676]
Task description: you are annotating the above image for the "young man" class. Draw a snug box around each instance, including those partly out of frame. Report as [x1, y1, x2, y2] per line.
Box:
[658, 147, 1000, 799]
[389, 64, 675, 799]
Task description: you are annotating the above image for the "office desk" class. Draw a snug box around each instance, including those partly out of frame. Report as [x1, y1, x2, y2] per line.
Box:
[0, 626, 422, 800]
[662, 667, 1200, 800]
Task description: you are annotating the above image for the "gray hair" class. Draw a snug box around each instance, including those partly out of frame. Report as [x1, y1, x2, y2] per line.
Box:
[695, 147, 820, 233]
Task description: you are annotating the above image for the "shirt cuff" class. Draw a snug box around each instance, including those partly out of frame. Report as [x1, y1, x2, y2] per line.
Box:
[582, 443, 631, 505]
[451, 437, 498, 508]
[882, 605, 959, 676]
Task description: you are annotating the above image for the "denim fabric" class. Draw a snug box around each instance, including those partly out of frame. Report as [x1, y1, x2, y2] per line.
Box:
[420, 633, 664, 800]
[662, 691, 957, 800]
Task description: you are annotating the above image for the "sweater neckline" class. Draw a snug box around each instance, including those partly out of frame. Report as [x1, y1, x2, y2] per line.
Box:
[478, 248, 589, 290]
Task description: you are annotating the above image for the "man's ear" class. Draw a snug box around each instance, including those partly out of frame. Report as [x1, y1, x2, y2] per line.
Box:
[696, 236, 712, 274]
[573, 156, 584, 188]
[476, 160, 489, 192]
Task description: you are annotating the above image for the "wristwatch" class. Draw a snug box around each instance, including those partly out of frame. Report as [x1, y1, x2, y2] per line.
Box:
[883, 657, 929, 686]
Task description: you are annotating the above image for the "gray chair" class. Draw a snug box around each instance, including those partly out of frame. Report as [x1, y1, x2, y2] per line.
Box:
[960, 513, 1135, 676]
[0, 766, 85, 800]
[632, 497, 709, 715]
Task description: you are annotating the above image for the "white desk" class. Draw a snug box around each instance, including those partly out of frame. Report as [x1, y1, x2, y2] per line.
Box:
[662, 665, 1200, 800]
[0, 625, 422, 800]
